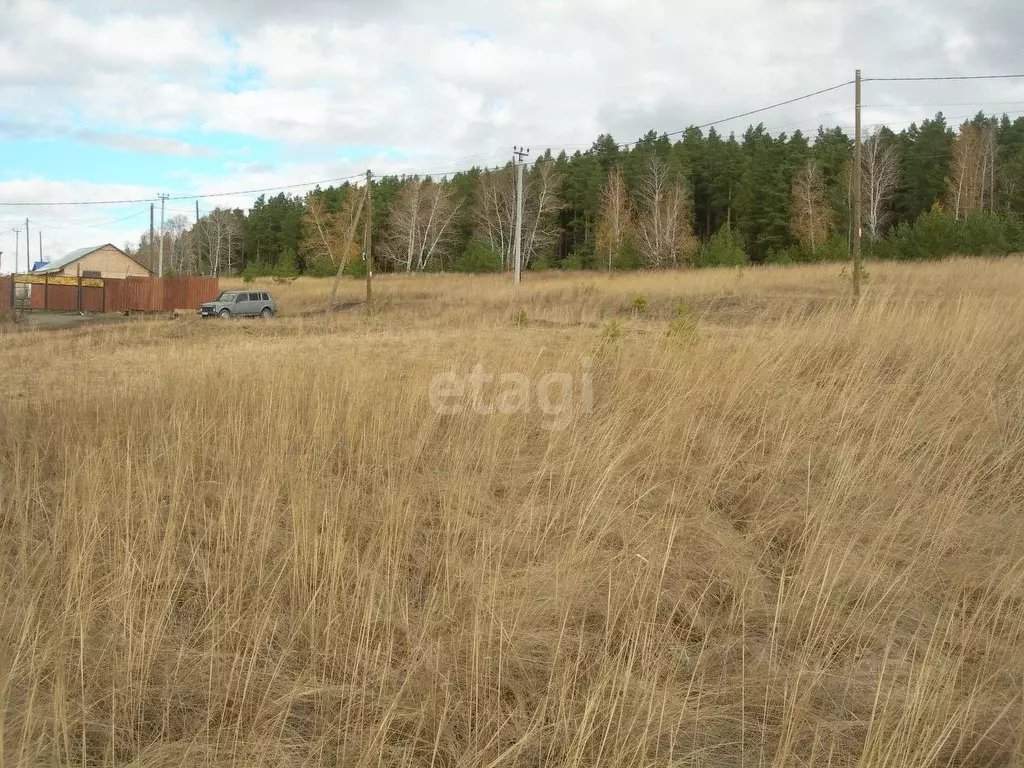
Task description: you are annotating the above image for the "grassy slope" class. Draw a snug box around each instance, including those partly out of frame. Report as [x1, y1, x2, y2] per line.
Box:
[1, 259, 1022, 767]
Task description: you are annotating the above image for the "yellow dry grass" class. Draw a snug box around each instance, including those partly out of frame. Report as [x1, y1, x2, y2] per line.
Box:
[1, 258, 1023, 767]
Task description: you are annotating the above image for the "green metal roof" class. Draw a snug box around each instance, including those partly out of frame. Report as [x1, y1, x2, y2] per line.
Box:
[33, 245, 108, 274]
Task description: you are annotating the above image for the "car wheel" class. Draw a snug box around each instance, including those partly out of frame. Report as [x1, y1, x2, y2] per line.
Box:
[260, 307, 272, 318]
[219, 308, 230, 319]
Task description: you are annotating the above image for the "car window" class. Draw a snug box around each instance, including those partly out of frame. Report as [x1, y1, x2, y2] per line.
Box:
[235, 294, 245, 303]
[261, 293, 270, 301]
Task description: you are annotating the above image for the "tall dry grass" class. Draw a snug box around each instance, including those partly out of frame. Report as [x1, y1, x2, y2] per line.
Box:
[1, 259, 1023, 767]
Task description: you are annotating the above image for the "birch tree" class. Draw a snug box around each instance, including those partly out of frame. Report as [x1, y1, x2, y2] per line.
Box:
[474, 159, 562, 269]
[596, 167, 632, 269]
[635, 156, 696, 267]
[947, 123, 997, 219]
[302, 191, 363, 273]
[791, 159, 831, 253]
[384, 179, 461, 272]
[475, 166, 516, 267]
[979, 122, 998, 214]
[861, 129, 901, 240]
[520, 160, 562, 268]
[200, 209, 243, 276]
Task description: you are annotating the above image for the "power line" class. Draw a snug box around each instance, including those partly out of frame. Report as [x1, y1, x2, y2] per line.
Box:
[0, 150, 510, 207]
[617, 79, 856, 149]
[25, 207, 152, 230]
[0, 74, 1021, 209]
[863, 74, 1024, 83]
[0, 173, 368, 207]
[694, 81, 856, 131]
[822, 109, 1024, 136]
[862, 101, 1024, 109]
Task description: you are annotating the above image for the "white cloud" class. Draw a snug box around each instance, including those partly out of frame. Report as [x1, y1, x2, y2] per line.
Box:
[0, 0, 1022, 270]
[0, 179, 159, 273]
[74, 130, 219, 157]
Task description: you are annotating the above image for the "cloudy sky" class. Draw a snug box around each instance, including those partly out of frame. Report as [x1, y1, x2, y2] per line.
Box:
[1, 0, 1022, 272]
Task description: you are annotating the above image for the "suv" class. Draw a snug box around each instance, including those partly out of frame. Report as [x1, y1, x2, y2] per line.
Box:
[199, 290, 277, 318]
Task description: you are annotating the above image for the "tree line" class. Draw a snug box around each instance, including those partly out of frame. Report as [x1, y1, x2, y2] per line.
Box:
[124, 110, 1024, 276]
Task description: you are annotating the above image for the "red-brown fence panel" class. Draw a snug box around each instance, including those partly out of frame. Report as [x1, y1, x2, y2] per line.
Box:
[0, 277, 11, 311]
[82, 286, 105, 312]
[12, 275, 219, 313]
[125, 276, 162, 311]
[104, 279, 124, 312]
[27, 284, 104, 311]
[164, 276, 220, 310]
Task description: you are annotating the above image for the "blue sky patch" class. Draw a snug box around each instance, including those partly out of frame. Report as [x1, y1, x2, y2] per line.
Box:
[457, 27, 492, 43]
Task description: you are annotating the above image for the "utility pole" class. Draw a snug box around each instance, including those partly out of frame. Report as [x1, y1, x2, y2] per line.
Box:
[512, 146, 529, 284]
[150, 204, 155, 270]
[38, 231, 41, 268]
[327, 186, 368, 310]
[14, 228, 19, 275]
[158, 193, 169, 277]
[24, 218, 30, 273]
[852, 69, 862, 299]
[364, 169, 373, 304]
[195, 200, 200, 224]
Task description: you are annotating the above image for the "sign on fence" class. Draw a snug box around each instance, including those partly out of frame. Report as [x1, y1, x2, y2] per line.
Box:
[14, 274, 104, 287]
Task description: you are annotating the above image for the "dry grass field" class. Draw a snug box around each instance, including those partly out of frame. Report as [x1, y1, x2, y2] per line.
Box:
[1, 259, 1023, 767]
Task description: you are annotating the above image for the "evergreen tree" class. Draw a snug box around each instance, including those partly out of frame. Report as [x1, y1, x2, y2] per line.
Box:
[894, 113, 955, 225]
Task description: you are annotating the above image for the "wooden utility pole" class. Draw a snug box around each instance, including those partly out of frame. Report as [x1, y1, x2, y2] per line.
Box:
[38, 231, 41, 266]
[852, 69, 862, 299]
[326, 185, 369, 310]
[24, 218, 30, 273]
[512, 147, 529, 284]
[364, 169, 373, 304]
[158, 193, 169, 277]
[150, 204, 155, 269]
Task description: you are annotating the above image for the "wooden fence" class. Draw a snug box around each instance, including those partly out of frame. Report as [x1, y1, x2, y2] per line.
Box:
[0, 277, 10, 312]
[14, 275, 219, 313]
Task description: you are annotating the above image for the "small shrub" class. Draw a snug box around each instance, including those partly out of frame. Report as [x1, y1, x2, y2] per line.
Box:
[667, 298, 697, 342]
[596, 320, 623, 357]
[839, 263, 871, 286]
[453, 241, 502, 273]
[243, 260, 273, 282]
[610, 240, 642, 271]
[816, 234, 852, 263]
[912, 208, 959, 259]
[765, 247, 796, 265]
[273, 248, 300, 283]
[561, 252, 586, 271]
[529, 253, 553, 271]
[667, 316, 696, 342]
[511, 308, 528, 327]
[343, 258, 368, 278]
[632, 294, 648, 313]
[699, 225, 747, 267]
[869, 209, 1018, 262]
[304, 258, 338, 278]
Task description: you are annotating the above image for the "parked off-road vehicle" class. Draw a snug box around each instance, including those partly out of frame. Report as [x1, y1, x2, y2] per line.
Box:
[198, 290, 277, 318]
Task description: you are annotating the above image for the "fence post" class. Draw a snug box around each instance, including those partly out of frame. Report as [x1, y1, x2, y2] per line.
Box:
[77, 273, 82, 312]
[8, 277, 13, 312]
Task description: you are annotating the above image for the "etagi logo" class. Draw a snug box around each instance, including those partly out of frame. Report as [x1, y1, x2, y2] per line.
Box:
[428, 358, 594, 431]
